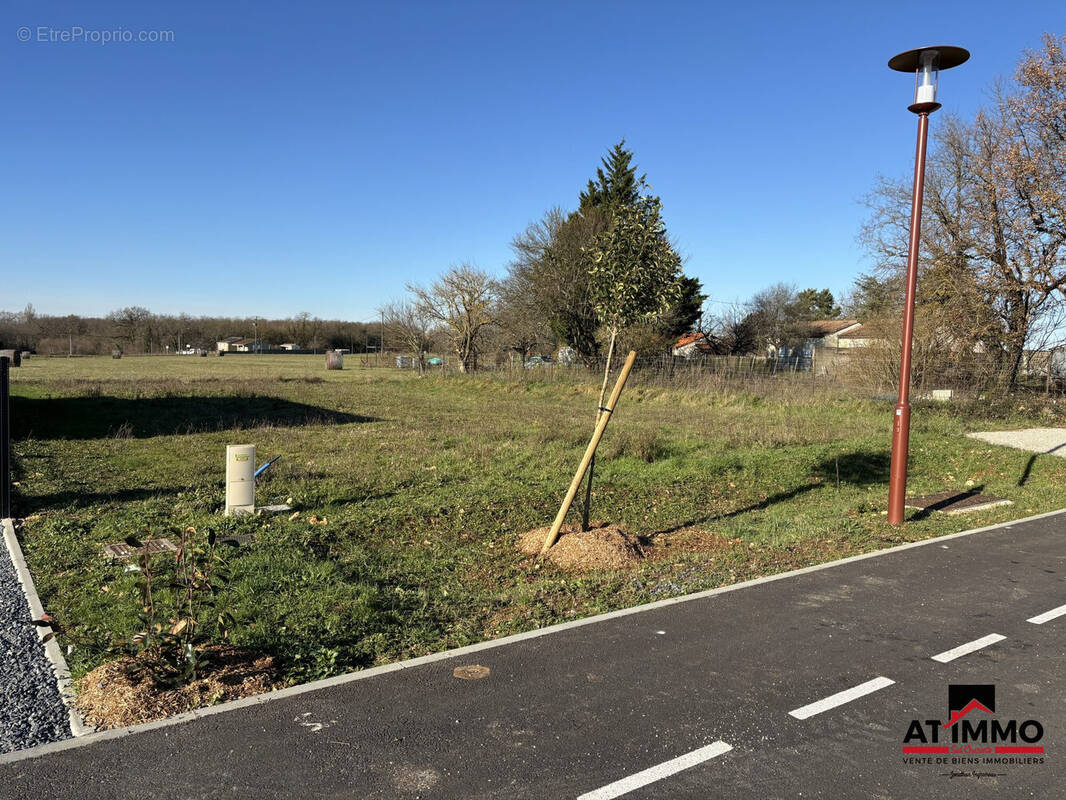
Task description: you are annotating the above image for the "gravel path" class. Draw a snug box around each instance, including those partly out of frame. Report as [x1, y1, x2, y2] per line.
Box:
[967, 427, 1066, 456]
[0, 540, 71, 754]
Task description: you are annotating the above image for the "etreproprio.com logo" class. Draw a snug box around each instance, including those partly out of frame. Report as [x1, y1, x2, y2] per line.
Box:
[17, 26, 175, 44]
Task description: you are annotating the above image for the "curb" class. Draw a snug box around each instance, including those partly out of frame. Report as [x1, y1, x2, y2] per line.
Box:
[1, 504, 1064, 766]
[1, 518, 93, 738]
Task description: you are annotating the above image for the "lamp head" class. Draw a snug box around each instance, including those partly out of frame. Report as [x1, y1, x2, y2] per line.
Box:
[888, 46, 969, 114]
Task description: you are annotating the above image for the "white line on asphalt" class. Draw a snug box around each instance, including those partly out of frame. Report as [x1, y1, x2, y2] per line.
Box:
[788, 677, 895, 720]
[1027, 604, 1066, 625]
[931, 633, 1006, 663]
[576, 741, 733, 800]
[5, 507, 1063, 765]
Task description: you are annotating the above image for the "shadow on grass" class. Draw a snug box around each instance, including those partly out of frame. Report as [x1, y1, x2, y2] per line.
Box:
[1018, 443, 1066, 487]
[11, 395, 380, 440]
[661, 449, 891, 534]
[16, 486, 188, 513]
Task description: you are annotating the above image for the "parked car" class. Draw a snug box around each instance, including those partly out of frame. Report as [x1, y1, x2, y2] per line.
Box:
[524, 355, 553, 369]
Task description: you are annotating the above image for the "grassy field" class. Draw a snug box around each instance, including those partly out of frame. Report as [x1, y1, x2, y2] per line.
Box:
[9, 354, 1066, 687]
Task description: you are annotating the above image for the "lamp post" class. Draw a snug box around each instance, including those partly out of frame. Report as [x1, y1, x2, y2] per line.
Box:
[886, 45, 969, 525]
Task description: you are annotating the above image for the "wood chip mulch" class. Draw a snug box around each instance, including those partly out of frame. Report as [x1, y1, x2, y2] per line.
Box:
[75, 645, 282, 730]
[517, 523, 644, 571]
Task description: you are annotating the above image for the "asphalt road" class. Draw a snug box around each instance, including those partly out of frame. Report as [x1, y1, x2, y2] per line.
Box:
[1, 511, 1064, 799]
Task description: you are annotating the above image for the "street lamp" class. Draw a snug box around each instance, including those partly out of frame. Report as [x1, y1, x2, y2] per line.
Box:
[886, 45, 969, 525]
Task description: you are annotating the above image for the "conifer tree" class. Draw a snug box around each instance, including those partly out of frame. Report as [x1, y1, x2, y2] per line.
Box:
[579, 140, 645, 211]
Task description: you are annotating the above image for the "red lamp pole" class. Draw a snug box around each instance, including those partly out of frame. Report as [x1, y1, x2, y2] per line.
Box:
[885, 45, 969, 525]
[886, 110, 933, 525]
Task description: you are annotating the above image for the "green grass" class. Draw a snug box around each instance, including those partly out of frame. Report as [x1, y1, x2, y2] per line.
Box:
[9, 354, 1066, 685]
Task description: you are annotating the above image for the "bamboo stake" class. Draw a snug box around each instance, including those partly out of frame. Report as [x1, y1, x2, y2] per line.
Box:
[541, 350, 637, 555]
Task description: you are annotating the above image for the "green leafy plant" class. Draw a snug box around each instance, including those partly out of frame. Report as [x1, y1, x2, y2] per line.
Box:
[581, 189, 684, 527]
[126, 526, 238, 688]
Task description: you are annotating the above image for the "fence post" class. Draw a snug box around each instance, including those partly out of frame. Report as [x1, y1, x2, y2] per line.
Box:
[1, 356, 10, 519]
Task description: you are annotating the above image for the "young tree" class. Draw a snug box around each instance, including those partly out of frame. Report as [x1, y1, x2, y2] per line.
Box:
[408, 265, 498, 372]
[508, 141, 683, 367]
[581, 191, 683, 528]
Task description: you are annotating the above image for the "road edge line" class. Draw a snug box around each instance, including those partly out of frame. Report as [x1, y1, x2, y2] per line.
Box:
[2, 506, 1063, 765]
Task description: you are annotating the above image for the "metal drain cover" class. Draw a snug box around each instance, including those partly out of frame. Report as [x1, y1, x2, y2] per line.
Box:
[452, 665, 491, 680]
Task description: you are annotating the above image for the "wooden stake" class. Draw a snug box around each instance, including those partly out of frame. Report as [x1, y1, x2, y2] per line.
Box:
[541, 350, 637, 554]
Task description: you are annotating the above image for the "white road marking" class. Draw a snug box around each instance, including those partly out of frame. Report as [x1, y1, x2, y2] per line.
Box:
[788, 676, 895, 720]
[931, 633, 1006, 663]
[6, 507, 1064, 766]
[1027, 604, 1066, 625]
[576, 741, 732, 799]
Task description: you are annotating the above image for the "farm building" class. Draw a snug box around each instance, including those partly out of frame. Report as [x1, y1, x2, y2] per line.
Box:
[216, 337, 262, 352]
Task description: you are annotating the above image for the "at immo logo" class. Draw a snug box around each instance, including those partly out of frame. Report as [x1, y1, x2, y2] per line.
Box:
[902, 684, 1044, 754]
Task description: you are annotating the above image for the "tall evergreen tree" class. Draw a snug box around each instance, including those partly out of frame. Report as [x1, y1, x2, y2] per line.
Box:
[579, 140, 645, 211]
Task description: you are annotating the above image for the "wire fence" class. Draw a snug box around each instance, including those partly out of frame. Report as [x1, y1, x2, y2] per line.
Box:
[406, 346, 1066, 400]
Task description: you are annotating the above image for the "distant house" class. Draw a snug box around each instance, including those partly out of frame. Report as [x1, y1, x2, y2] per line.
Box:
[672, 332, 716, 358]
[803, 320, 863, 349]
[835, 325, 876, 349]
[279, 343, 301, 351]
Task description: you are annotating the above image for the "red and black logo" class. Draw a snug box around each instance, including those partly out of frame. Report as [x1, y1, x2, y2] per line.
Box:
[902, 684, 1045, 764]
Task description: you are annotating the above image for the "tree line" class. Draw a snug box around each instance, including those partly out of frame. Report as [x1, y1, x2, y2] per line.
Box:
[0, 304, 384, 356]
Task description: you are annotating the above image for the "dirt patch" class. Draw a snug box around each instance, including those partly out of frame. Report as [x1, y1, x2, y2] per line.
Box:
[517, 523, 643, 571]
[75, 645, 282, 730]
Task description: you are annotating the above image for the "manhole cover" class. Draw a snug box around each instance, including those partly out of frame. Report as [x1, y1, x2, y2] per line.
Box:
[905, 491, 1012, 515]
[102, 538, 180, 561]
[452, 665, 491, 680]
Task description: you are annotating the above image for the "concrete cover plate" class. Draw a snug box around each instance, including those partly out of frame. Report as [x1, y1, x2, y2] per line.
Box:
[905, 491, 1012, 515]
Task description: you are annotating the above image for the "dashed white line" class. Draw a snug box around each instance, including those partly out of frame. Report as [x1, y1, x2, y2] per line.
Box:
[931, 633, 1006, 663]
[1027, 604, 1066, 625]
[788, 676, 895, 720]
[576, 741, 733, 800]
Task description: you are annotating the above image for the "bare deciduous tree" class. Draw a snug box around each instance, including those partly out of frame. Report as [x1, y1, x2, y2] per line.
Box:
[380, 300, 436, 374]
[862, 34, 1066, 387]
[408, 265, 498, 373]
[508, 207, 608, 366]
[496, 273, 553, 362]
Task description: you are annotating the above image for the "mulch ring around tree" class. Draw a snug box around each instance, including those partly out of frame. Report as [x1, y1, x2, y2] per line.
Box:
[517, 523, 644, 571]
[75, 645, 283, 730]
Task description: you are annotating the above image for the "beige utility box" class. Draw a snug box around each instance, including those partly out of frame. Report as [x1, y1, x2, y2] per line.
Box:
[225, 444, 256, 516]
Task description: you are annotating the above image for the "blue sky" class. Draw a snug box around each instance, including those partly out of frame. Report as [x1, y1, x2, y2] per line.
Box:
[3, 1, 1063, 321]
